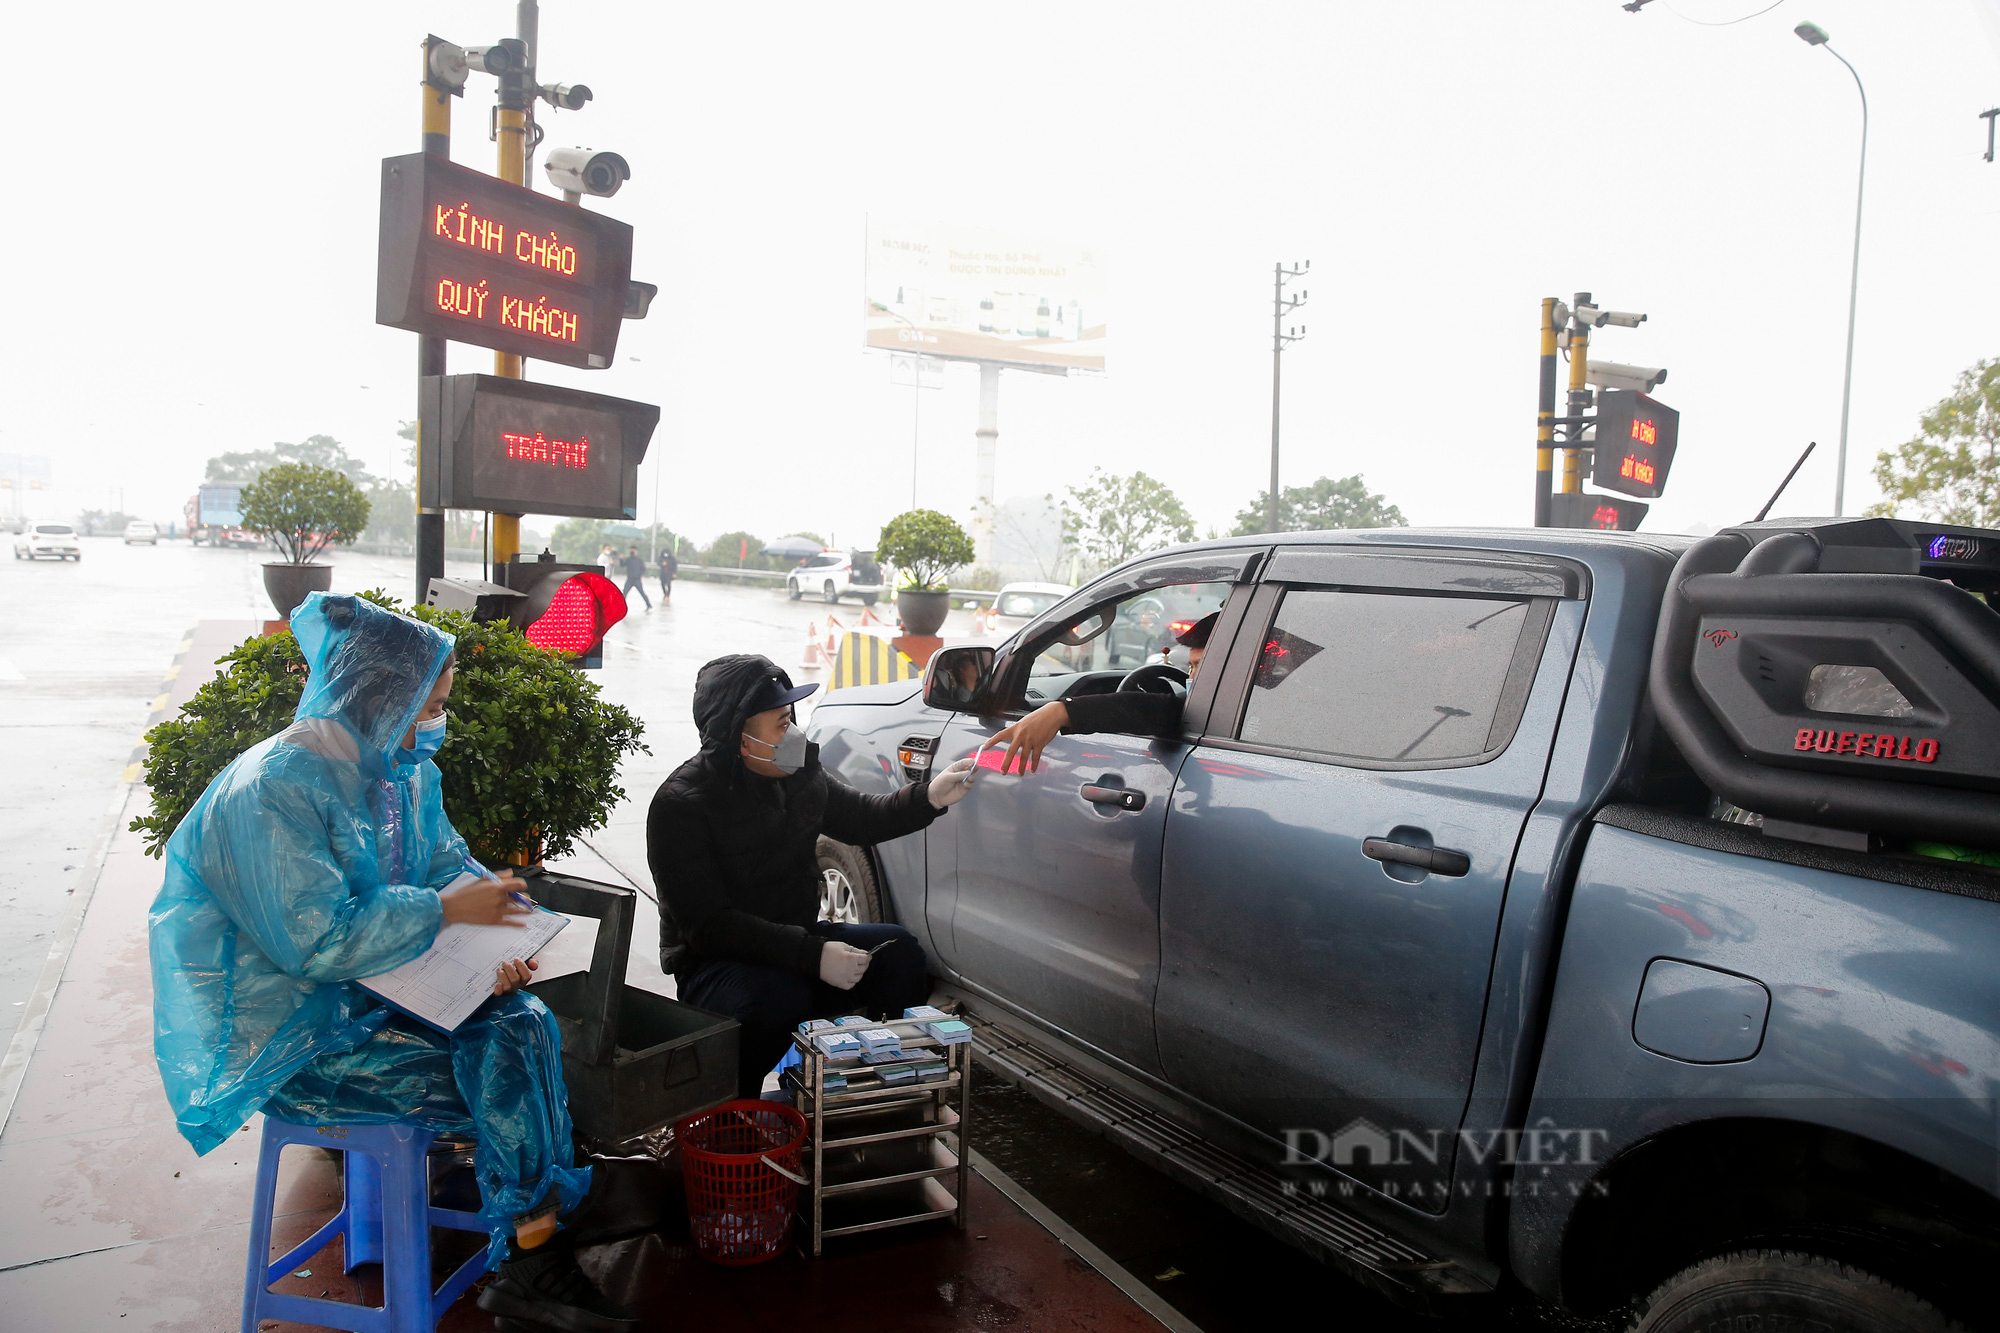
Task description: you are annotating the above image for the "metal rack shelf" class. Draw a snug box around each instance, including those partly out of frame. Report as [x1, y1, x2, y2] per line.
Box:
[790, 1020, 973, 1256]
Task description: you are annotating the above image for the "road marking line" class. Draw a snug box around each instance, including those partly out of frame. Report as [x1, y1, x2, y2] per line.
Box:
[149, 693, 169, 713]
[121, 763, 141, 784]
[162, 665, 180, 681]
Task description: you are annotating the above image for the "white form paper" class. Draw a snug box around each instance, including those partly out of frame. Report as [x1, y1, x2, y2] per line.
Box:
[358, 873, 568, 1032]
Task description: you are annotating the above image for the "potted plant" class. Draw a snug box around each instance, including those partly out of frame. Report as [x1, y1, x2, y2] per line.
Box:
[131, 591, 647, 868]
[238, 463, 373, 619]
[877, 508, 975, 637]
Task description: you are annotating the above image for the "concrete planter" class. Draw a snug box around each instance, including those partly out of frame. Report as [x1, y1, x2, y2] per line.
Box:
[897, 589, 950, 637]
[262, 562, 333, 621]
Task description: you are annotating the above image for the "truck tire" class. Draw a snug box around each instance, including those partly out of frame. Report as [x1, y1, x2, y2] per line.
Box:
[815, 838, 881, 924]
[1631, 1251, 1958, 1333]
[861, 593, 878, 606]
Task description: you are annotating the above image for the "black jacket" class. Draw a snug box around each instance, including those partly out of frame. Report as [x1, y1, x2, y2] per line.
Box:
[648, 654, 941, 982]
[623, 553, 647, 580]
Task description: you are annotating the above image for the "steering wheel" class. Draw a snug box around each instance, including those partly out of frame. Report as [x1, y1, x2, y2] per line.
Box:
[1118, 662, 1189, 696]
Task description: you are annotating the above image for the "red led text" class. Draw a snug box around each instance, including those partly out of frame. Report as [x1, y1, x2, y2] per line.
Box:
[503, 431, 592, 469]
[1630, 417, 1657, 446]
[434, 201, 581, 277]
[501, 294, 580, 343]
[1618, 452, 1657, 486]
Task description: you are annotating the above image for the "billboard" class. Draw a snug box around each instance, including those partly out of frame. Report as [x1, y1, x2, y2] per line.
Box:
[865, 219, 1105, 372]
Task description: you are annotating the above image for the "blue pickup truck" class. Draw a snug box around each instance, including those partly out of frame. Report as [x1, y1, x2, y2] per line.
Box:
[804, 516, 2000, 1331]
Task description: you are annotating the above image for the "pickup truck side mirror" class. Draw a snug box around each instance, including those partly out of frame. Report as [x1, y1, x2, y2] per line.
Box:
[924, 645, 996, 712]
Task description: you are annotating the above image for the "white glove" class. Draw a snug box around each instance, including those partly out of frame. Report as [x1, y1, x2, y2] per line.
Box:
[818, 941, 871, 990]
[928, 756, 978, 809]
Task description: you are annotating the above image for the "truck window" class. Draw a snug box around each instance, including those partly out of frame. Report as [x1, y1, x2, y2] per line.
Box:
[1029, 581, 1231, 691]
[1237, 588, 1543, 764]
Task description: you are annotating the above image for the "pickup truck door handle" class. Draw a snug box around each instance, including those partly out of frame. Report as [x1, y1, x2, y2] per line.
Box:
[1081, 784, 1146, 812]
[1363, 838, 1470, 877]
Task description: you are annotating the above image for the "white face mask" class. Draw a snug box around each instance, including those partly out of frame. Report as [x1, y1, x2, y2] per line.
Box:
[743, 723, 807, 775]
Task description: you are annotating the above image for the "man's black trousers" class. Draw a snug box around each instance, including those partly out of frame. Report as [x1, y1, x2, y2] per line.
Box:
[680, 922, 929, 1098]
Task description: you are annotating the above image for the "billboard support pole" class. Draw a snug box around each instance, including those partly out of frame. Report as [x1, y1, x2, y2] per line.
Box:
[974, 362, 999, 569]
[416, 38, 452, 606]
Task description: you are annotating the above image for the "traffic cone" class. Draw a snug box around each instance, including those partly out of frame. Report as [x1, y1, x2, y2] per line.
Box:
[802, 620, 824, 670]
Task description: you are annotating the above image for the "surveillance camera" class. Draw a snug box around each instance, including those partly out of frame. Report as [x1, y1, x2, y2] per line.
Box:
[1572, 303, 1601, 328]
[540, 83, 593, 111]
[427, 41, 469, 91]
[1586, 360, 1668, 392]
[1596, 309, 1647, 329]
[463, 42, 525, 76]
[544, 146, 630, 198]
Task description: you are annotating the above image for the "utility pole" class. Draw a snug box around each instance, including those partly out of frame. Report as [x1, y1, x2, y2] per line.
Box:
[489, 25, 533, 570]
[415, 37, 454, 604]
[1564, 290, 1592, 498]
[1267, 261, 1309, 534]
[1535, 297, 1558, 528]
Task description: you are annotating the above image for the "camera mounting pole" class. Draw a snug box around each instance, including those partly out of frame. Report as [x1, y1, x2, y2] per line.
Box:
[415, 36, 457, 604]
[489, 27, 534, 569]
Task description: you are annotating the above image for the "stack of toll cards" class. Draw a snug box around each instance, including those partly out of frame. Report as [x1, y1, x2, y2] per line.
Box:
[799, 1015, 872, 1061]
[904, 1004, 972, 1048]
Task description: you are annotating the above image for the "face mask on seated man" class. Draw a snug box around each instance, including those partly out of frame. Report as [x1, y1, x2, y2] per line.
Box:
[647, 655, 978, 1099]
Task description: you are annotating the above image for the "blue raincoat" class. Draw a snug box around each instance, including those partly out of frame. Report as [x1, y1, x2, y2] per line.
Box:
[149, 593, 589, 1252]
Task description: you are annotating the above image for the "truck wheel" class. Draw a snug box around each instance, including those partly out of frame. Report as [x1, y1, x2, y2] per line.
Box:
[787, 580, 802, 601]
[823, 581, 839, 605]
[861, 593, 878, 606]
[1631, 1251, 1956, 1333]
[815, 838, 882, 924]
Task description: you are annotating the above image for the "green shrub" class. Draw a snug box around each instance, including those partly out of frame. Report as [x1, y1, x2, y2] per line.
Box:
[240, 462, 373, 564]
[878, 509, 975, 592]
[130, 591, 647, 867]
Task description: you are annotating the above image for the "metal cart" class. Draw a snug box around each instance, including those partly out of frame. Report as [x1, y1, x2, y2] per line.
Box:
[789, 1020, 972, 1255]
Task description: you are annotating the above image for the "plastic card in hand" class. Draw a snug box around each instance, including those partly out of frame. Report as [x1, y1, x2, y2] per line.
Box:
[924, 1019, 972, 1045]
[357, 873, 567, 1033]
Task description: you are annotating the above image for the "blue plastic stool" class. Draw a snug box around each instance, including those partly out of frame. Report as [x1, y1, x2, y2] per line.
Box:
[240, 1116, 494, 1333]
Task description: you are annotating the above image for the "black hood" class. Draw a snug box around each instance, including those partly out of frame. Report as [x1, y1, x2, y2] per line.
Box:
[692, 653, 802, 783]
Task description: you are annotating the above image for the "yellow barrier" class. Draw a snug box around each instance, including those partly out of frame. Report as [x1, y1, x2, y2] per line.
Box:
[831, 630, 924, 692]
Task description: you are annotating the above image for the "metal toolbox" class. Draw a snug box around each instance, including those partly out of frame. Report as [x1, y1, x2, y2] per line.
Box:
[521, 870, 737, 1144]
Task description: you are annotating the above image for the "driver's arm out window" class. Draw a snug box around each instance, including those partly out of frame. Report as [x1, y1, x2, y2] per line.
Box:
[1026, 580, 1231, 704]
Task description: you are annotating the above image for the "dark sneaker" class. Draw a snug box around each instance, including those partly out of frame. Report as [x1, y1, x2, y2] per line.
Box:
[476, 1241, 636, 1333]
[561, 1155, 671, 1248]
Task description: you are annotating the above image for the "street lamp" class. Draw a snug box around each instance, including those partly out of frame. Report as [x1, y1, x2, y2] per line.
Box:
[1796, 19, 1867, 517]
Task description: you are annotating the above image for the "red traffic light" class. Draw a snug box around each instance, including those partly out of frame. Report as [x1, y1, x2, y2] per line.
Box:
[523, 571, 628, 657]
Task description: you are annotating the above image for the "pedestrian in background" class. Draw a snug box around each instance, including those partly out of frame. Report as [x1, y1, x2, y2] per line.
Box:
[597, 544, 617, 580]
[621, 545, 652, 610]
[659, 546, 678, 600]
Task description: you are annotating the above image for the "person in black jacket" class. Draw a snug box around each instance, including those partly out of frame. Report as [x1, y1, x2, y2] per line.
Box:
[647, 654, 976, 1096]
[988, 610, 1219, 773]
[620, 546, 652, 610]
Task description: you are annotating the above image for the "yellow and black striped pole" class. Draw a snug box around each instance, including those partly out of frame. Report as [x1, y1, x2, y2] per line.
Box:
[1535, 297, 1556, 527]
[1563, 292, 1590, 498]
[490, 39, 532, 567]
[415, 38, 453, 602]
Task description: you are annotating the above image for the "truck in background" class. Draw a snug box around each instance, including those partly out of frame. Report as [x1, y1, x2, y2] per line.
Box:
[185, 482, 261, 548]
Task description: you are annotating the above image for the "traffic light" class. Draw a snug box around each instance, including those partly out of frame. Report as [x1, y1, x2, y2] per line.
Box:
[430, 561, 629, 667]
[1550, 492, 1650, 531]
[500, 560, 628, 668]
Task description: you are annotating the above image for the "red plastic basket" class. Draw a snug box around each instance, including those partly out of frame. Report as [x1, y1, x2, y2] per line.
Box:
[674, 1099, 809, 1264]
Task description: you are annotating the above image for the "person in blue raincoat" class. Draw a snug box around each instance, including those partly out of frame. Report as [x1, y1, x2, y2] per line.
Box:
[149, 593, 644, 1332]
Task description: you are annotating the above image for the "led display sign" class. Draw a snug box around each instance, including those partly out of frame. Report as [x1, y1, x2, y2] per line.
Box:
[1591, 389, 1680, 499]
[1550, 491, 1649, 532]
[378, 153, 635, 369]
[419, 375, 659, 520]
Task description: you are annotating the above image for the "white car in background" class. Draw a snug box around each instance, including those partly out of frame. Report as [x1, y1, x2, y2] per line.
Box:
[123, 521, 159, 545]
[989, 581, 1075, 630]
[787, 550, 885, 606]
[14, 523, 82, 561]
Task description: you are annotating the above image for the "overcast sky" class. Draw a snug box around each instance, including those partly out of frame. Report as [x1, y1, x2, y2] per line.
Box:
[10, 0, 2000, 549]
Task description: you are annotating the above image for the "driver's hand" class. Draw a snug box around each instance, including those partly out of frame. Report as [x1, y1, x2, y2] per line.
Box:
[991, 702, 1069, 775]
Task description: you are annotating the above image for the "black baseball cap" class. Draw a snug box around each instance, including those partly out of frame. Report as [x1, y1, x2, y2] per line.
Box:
[746, 672, 820, 715]
[1175, 611, 1221, 649]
